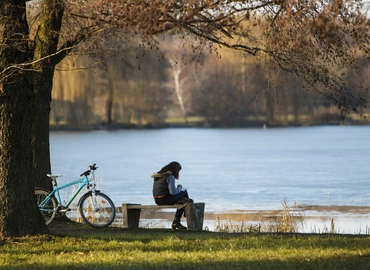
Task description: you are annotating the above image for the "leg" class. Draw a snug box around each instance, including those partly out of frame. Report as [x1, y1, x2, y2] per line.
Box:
[154, 190, 189, 206]
[172, 208, 187, 231]
[154, 190, 189, 230]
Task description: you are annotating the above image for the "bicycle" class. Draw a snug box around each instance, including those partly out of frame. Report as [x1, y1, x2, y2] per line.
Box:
[34, 164, 116, 229]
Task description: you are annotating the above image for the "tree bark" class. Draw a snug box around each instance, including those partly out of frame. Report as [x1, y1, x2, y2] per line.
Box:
[0, 80, 48, 237]
[31, 0, 64, 189]
[32, 74, 53, 189]
[0, 1, 48, 236]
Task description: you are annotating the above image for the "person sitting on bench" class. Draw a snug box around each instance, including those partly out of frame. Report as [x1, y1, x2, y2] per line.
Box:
[152, 161, 190, 231]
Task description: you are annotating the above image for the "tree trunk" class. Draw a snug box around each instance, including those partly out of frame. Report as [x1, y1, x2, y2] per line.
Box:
[0, 0, 58, 236]
[264, 90, 275, 124]
[104, 82, 114, 126]
[0, 0, 48, 235]
[32, 74, 53, 190]
[169, 60, 187, 120]
[31, 0, 64, 189]
[0, 79, 48, 237]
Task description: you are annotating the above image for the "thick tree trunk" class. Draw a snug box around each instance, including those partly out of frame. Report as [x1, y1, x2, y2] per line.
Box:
[0, 1, 49, 237]
[0, 80, 48, 237]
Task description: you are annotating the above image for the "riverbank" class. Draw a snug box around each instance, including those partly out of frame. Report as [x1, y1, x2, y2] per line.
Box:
[121, 205, 370, 234]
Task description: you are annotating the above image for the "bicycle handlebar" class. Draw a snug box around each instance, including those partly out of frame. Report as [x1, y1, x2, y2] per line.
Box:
[90, 164, 98, 171]
[80, 163, 98, 177]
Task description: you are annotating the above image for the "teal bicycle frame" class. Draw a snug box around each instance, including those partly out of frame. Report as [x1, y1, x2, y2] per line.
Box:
[39, 173, 94, 214]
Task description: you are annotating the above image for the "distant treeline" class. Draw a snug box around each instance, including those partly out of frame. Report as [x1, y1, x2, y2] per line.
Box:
[51, 38, 370, 129]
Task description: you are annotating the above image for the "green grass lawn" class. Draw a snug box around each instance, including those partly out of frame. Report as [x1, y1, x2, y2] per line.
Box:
[1, 223, 370, 270]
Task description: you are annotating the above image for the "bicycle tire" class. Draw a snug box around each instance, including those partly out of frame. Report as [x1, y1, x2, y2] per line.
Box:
[34, 188, 57, 225]
[79, 192, 116, 229]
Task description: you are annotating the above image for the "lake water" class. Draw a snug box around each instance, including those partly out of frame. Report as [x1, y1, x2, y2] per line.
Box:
[50, 126, 370, 233]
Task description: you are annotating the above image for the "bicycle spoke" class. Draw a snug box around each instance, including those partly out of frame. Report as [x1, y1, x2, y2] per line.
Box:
[34, 188, 57, 225]
[79, 192, 115, 228]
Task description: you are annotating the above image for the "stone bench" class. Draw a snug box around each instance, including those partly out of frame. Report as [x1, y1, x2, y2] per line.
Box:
[121, 202, 205, 231]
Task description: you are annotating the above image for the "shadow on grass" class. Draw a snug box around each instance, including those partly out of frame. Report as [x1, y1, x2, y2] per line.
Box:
[49, 227, 370, 251]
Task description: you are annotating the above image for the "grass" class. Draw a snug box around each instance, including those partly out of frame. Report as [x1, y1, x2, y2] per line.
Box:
[1, 221, 370, 270]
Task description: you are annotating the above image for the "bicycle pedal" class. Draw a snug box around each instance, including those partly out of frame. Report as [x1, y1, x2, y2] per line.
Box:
[58, 208, 71, 213]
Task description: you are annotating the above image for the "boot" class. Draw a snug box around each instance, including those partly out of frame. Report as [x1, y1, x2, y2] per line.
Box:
[172, 217, 187, 231]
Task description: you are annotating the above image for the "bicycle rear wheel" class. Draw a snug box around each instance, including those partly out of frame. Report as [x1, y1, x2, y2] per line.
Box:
[79, 192, 116, 228]
[34, 188, 57, 225]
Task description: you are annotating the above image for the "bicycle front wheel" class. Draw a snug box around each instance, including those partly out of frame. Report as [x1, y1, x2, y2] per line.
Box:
[79, 192, 116, 228]
[34, 188, 57, 225]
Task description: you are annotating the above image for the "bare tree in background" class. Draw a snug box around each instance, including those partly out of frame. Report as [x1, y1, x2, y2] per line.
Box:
[168, 59, 187, 120]
[1, 0, 370, 236]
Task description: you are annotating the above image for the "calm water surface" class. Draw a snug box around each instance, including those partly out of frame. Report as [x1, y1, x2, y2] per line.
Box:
[50, 126, 370, 214]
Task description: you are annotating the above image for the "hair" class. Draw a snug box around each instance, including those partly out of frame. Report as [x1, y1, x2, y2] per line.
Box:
[157, 161, 182, 179]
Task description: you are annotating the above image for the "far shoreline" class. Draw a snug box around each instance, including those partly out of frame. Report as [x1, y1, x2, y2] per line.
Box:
[49, 116, 370, 131]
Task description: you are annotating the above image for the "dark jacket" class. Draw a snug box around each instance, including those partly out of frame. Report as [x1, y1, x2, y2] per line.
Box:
[152, 171, 171, 197]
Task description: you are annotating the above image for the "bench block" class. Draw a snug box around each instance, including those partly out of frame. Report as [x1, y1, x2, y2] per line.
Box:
[185, 202, 205, 231]
[122, 204, 142, 229]
[121, 203, 205, 231]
